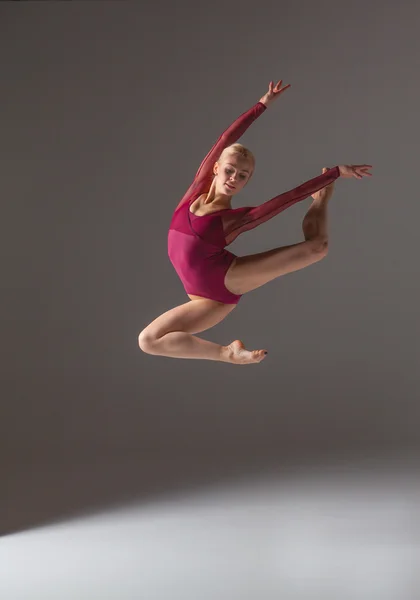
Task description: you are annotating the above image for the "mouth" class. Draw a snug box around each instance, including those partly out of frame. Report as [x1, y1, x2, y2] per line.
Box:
[225, 183, 235, 191]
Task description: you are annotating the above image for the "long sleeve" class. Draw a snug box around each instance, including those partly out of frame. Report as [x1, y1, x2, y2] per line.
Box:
[224, 166, 340, 245]
[175, 102, 267, 210]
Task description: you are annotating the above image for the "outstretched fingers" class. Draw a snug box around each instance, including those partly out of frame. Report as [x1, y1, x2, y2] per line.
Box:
[272, 79, 291, 94]
[261, 79, 291, 107]
[353, 164, 373, 179]
[339, 164, 374, 179]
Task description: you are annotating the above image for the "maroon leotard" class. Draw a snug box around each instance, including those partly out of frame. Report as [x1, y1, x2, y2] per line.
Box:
[168, 101, 340, 304]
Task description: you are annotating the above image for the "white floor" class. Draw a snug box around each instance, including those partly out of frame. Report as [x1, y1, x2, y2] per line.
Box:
[1, 463, 419, 600]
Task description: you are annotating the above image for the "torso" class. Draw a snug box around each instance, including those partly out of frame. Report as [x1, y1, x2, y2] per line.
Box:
[185, 194, 236, 303]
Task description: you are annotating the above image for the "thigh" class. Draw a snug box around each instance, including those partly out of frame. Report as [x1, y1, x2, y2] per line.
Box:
[143, 298, 236, 339]
[224, 239, 326, 295]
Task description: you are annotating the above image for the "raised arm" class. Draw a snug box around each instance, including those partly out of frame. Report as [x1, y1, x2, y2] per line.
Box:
[174, 102, 267, 211]
[175, 80, 291, 211]
[193, 80, 291, 188]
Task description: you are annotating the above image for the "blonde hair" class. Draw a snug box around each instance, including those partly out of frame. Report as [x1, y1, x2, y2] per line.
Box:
[218, 143, 255, 174]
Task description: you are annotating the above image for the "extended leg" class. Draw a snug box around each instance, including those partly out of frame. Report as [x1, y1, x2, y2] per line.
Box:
[224, 168, 333, 296]
[138, 298, 267, 363]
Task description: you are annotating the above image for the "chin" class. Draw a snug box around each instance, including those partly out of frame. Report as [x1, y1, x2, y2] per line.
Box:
[224, 184, 236, 195]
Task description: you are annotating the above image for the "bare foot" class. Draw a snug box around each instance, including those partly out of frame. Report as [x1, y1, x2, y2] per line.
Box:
[311, 167, 335, 202]
[222, 340, 267, 365]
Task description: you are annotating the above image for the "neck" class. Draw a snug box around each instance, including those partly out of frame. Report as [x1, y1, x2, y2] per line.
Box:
[204, 179, 232, 207]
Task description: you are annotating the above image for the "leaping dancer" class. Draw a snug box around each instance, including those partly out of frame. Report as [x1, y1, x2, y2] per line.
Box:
[138, 80, 372, 365]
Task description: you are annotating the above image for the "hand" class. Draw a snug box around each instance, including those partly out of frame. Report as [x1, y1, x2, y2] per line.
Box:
[338, 164, 373, 179]
[259, 79, 291, 107]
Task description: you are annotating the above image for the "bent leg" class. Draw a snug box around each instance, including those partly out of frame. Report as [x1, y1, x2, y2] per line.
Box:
[138, 299, 267, 363]
[225, 167, 333, 296]
[224, 239, 327, 295]
[302, 167, 334, 242]
[138, 299, 235, 360]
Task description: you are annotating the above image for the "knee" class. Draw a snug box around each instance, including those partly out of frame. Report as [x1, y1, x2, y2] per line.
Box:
[138, 328, 158, 354]
[308, 236, 329, 260]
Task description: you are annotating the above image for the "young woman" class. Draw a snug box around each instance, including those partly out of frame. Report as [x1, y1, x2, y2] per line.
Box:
[138, 80, 372, 365]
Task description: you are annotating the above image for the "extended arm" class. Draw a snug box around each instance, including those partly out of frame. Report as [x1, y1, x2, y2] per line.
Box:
[175, 101, 267, 210]
[193, 101, 267, 186]
[192, 80, 290, 189]
[224, 167, 341, 245]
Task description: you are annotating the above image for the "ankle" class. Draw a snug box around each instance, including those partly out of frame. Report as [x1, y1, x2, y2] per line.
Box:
[219, 344, 229, 362]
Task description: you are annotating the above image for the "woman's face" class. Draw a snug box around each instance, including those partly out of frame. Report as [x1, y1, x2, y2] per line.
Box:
[214, 153, 252, 196]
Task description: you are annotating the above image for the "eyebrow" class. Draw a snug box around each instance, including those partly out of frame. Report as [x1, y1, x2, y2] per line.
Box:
[225, 162, 250, 173]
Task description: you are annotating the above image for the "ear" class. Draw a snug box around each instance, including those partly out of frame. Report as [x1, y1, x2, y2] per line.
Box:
[213, 161, 219, 176]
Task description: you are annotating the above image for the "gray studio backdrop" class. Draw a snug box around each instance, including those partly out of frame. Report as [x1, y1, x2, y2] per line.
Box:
[1, 0, 419, 538]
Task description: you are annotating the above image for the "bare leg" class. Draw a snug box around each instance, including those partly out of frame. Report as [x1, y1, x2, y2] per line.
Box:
[302, 167, 333, 242]
[138, 298, 267, 364]
[224, 168, 334, 296]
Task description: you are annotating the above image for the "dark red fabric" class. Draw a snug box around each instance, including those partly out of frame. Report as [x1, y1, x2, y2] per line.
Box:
[168, 102, 340, 303]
